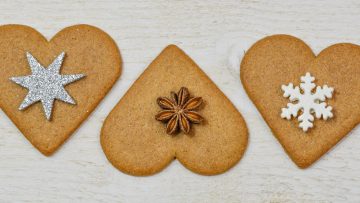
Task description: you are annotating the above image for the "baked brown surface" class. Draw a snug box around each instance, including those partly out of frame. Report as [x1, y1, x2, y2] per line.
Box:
[241, 35, 360, 168]
[101, 45, 248, 176]
[0, 24, 121, 155]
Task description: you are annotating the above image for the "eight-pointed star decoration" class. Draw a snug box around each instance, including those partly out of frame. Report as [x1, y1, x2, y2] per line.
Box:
[155, 87, 204, 135]
[10, 52, 85, 120]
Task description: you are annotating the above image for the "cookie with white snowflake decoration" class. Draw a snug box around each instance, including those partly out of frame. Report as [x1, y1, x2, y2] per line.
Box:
[0, 25, 121, 155]
[101, 45, 248, 176]
[241, 35, 360, 168]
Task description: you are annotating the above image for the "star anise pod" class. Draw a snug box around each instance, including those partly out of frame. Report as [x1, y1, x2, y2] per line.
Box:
[155, 87, 204, 135]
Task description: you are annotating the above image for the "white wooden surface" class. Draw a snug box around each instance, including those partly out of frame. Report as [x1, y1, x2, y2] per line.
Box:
[0, 0, 359, 202]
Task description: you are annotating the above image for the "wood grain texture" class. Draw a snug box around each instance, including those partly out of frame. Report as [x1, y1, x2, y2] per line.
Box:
[0, 0, 359, 202]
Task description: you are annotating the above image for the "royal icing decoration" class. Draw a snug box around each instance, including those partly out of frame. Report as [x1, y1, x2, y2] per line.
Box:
[10, 52, 85, 120]
[281, 72, 334, 132]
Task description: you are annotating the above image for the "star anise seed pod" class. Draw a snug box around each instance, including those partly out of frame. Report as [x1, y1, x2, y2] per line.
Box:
[155, 87, 204, 135]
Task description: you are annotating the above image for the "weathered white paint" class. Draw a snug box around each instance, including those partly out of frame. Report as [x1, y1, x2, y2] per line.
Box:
[0, 0, 359, 202]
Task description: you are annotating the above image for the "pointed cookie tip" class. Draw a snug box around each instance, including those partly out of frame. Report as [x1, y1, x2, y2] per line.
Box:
[164, 44, 181, 50]
[162, 44, 185, 55]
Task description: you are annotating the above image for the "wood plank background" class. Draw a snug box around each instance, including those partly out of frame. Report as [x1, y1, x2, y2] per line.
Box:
[0, 0, 359, 202]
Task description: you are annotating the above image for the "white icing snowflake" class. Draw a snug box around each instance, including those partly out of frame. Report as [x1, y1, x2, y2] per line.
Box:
[281, 72, 334, 132]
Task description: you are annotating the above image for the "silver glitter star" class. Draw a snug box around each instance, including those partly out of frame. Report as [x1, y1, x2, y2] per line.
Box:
[10, 52, 85, 120]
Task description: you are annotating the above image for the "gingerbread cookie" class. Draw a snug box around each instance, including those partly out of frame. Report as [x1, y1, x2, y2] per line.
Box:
[0, 24, 121, 155]
[241, 35, 360, 168]
[101, 45, 248, 176]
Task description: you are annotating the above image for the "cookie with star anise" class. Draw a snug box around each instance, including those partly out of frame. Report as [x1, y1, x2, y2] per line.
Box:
[101, 45, 248, 176]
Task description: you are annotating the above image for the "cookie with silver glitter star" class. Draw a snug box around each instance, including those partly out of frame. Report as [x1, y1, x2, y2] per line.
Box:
[0, 24, 121, 155]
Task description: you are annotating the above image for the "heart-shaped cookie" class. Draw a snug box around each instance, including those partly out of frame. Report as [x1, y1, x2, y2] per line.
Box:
[101, 45, 248, 176]
[241, 35, 360, 168]
[0, 25, 121, 155]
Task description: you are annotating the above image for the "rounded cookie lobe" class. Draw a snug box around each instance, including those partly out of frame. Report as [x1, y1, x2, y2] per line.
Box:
[0, 24, 121, 155]
[241, 35, 360, 168]
[176, 96, 248, 175]
[101, 45, 248, 176]
[100, 88, 176, 176]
